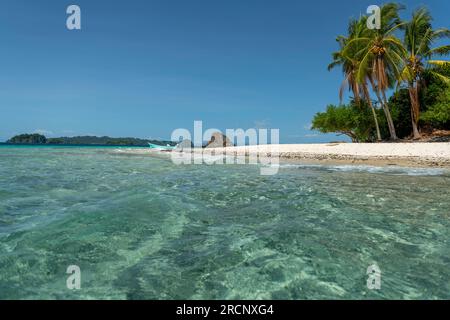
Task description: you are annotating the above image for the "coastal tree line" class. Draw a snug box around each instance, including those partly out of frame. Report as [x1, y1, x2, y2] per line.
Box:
[5, 134, 177, 147]
[312, 3, 450, 142]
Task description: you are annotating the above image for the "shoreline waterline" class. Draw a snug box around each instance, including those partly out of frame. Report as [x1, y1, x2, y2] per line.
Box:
[113, 142, 450, 168]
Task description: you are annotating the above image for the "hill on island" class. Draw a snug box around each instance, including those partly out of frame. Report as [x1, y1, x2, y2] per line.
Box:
[5, 134, 176, 147]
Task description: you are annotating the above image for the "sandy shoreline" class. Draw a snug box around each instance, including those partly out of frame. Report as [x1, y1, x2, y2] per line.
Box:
[204, 143, 450, 167]
[117, 142, 450, 168]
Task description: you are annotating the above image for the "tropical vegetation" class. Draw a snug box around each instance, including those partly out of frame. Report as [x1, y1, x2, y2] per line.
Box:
[313, 3, 450, 142]
[5, 134, 177, 146]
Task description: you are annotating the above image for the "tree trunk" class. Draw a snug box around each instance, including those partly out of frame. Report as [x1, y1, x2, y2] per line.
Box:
[370, 105, 382, 142]
[368, 78, 397, 140]
[408, 83, 421, 139]
[381, 91, 398, 140]
[362, 84, 382, 141]
[340, 131, 358, 142]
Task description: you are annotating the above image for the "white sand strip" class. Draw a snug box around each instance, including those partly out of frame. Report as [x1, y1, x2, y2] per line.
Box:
[116, 143, 450, 167]
[207, 143, 450, 158]
[196, 143, 450, 167]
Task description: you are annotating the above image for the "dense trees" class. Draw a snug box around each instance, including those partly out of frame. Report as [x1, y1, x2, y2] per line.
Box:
[401, 8, 450, 138]
[312, 102, 384, 142]
[328, 18, 383, 141]
[7, 134, 47, 144]
[421, 89, 450, 127]
[313, 3, 450, 142]
[5, 135, 176, 146]
[349, 3, 405, 140]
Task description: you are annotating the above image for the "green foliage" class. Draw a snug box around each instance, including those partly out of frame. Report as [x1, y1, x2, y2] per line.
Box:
[389, 89, 413, 138]
[321, 3, 450, 141]
[45, 136, 176, 146]
[386, 73, 450, 137]
[312, 103, 386, 142]
[419, 69, 450, 128]
[7, 134, 47, 144]
[421, 89, 450, 127]
[6, 135, 176, 146]
[421, 78, 446, 108]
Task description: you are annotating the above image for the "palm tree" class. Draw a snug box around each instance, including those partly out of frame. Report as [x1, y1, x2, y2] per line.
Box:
[329, 18, 382, 141]
[401, 7, 450, 139]
[345, 3, 406, 140]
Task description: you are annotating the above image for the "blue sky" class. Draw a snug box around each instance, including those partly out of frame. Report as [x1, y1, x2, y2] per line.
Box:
[0, 0, 449, 143]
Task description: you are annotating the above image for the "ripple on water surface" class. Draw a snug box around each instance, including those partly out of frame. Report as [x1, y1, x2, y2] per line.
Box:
[0, 147, 449, 299]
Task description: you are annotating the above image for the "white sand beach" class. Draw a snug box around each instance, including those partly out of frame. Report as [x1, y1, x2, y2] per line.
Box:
[120, 142, 450, 167]
[208, 142, 450, 165]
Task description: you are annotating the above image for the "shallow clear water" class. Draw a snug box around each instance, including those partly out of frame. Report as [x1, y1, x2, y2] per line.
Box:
[0, 146, 449, 299]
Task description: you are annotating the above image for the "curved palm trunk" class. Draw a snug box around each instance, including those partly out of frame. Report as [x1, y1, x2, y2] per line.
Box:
[362, 84, 382, 141]
[408, 83, 421, 139]
[369, 78, 398, 140]
[381, 91, 398, 140]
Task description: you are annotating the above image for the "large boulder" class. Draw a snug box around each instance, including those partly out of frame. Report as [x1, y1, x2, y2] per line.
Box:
[205, 132, 234, 148]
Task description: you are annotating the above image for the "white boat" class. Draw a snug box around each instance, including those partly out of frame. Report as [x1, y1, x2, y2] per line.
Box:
[148, 143, 177, 151]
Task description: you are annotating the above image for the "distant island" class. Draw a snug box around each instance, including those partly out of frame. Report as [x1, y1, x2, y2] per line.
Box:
[3, 133, 176, 147]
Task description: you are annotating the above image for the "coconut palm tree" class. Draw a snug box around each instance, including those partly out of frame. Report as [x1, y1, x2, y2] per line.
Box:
[328, 18, 382, 141]
[345, 3, 406, 140]
[401, 7, 450, 139]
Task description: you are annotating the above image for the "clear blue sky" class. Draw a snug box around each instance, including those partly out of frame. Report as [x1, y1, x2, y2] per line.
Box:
[1, 0, 449, 143]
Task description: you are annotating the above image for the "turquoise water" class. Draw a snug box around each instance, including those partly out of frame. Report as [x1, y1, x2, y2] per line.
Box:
[0, 146, 449, 299]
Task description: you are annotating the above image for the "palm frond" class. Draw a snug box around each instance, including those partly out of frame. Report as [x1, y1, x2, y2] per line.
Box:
[385, 50, 405, 80]
[431, 28, 450, 40]
[428, 60, 450, 67]
[428, 70, 450, 84]
[342, 38, 371, 56]
[385, 21, 407, 36]
[416, 28, 433, 56]
[356, 50, 372, 83]
[426, 45, 450, 57]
